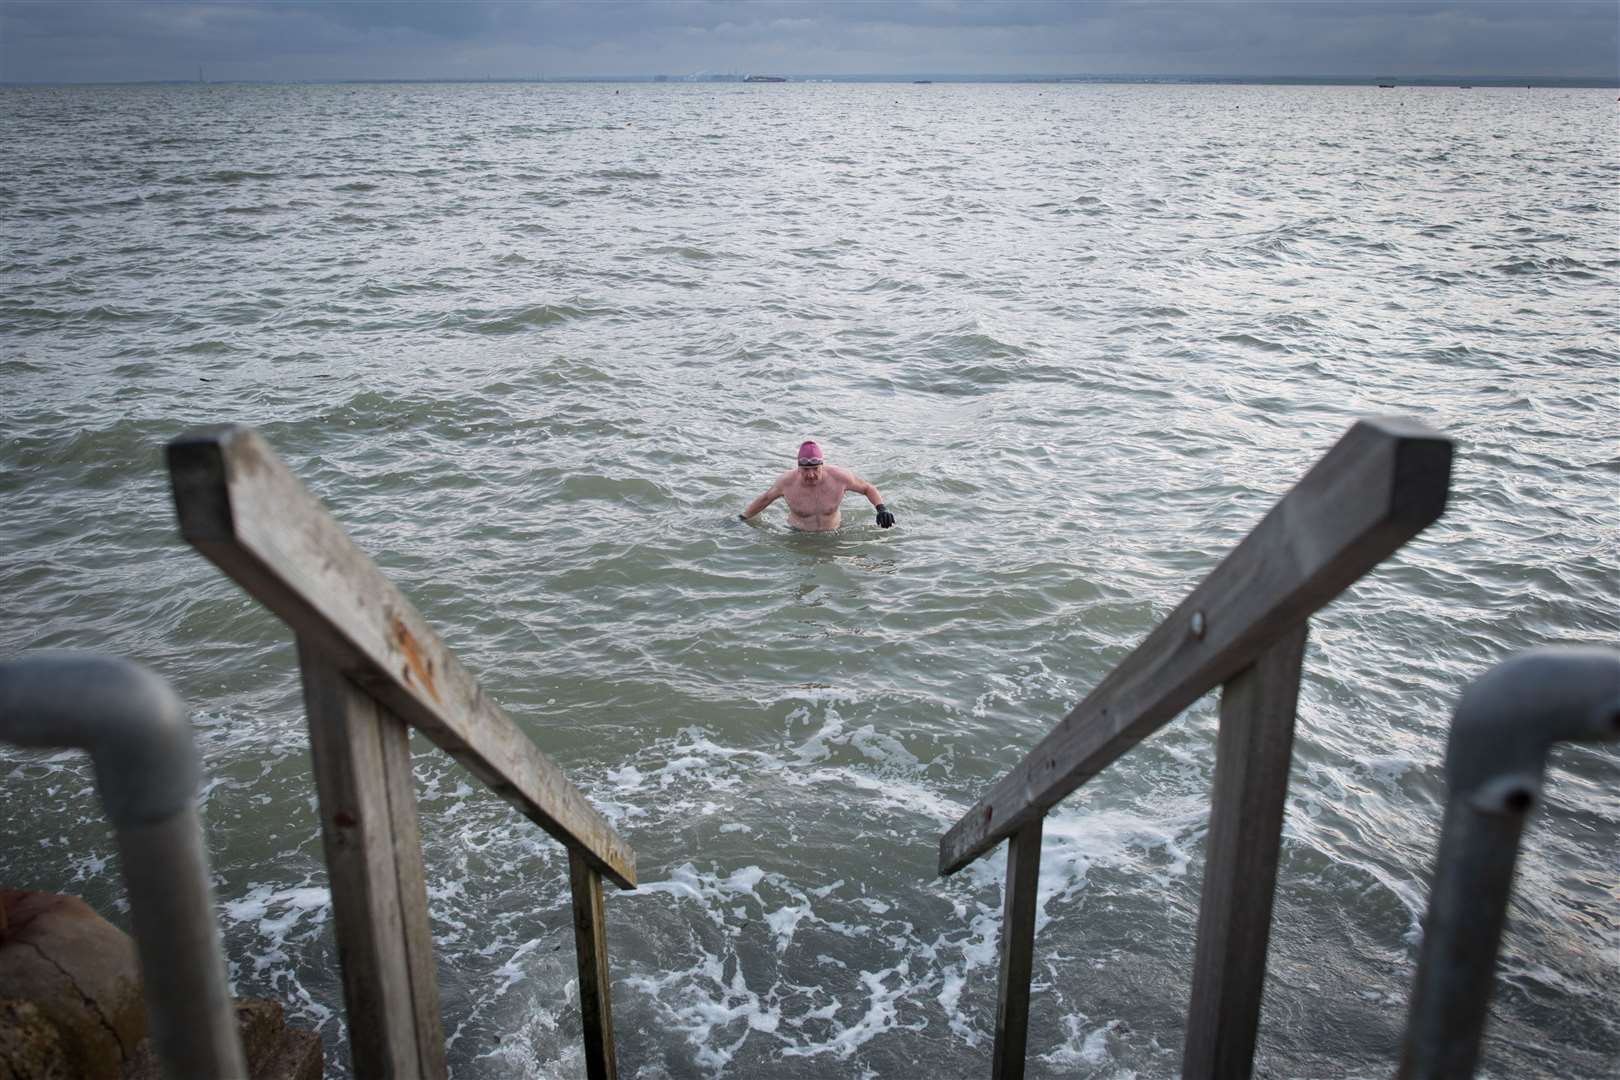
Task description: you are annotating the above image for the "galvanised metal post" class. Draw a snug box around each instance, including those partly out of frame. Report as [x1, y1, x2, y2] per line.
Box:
[1398, 646, 1620, 1080]
[0, 653, 248, 1079]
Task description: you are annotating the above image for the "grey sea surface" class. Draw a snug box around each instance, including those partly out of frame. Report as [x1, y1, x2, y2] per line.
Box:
[2, 81, 1617, 1078]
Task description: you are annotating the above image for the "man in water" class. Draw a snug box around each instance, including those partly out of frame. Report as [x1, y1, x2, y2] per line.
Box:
[739, 440, 896, 532]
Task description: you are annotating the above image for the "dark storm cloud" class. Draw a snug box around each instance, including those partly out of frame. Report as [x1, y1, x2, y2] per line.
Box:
[1, 1, 1614, 83]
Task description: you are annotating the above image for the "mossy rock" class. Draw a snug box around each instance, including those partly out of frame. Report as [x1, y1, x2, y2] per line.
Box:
[0, 891, 145, 1079]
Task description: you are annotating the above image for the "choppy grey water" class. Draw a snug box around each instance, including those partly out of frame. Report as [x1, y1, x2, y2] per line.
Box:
[2, 81, 1617, 1078]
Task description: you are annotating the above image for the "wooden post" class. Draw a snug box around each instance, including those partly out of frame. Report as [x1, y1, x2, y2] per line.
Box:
[991, 818, 1044, 1080]
[569, 849, 618, 1080]
[1181, 623, 1309, 1080]
[299, 639, 448, 1080]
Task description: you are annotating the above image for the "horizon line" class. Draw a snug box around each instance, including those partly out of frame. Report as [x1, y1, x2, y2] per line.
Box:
[5, 71, 1618, 88]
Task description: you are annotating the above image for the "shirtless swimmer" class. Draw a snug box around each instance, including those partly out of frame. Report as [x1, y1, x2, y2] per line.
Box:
[739, 440, 896, 532]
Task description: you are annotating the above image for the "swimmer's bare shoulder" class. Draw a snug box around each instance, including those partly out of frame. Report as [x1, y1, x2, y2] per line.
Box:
[824, 464, 859, 489]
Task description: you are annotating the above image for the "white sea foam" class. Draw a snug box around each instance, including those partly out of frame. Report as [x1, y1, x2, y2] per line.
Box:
[1040, 1013, 1126, 1069]
[222, 883, 331, 936]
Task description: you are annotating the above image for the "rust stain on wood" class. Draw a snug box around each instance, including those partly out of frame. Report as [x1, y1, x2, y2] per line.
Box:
[392, 615, 441, 704]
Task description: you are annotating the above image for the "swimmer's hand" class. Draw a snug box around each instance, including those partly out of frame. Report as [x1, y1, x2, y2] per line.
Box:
[874, 503, 895, 529]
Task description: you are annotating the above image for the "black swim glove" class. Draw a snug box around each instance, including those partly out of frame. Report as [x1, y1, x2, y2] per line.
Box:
[874, 503, 895, 529]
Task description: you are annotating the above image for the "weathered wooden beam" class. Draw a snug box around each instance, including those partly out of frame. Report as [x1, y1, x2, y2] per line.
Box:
[168, 425, 635, 890]
[569, 849, 619, 1080]
[1181, 623, 1308, 1080]
[990, 818, 1043, 1080]
[940, 416, 1449, 876]
[299, 641, 448, 1079]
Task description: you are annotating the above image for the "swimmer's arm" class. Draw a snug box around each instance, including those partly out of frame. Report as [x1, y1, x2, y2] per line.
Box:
[740, 478, 784, 520]
[846, 471, 896, 527]
[846, 473, 885, 508]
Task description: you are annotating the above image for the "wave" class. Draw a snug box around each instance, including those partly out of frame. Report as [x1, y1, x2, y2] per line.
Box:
[199, 169, 281, 183]
[589, 168, 663, 181]
[1216, 332, 1291, 353]
[1494, 255, 1603, 279]
[441, 302, 610, 335]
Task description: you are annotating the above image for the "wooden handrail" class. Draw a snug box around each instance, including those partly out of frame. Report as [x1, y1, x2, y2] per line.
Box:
[938, 416, 1452, 1080]
[168, 425, 636, 889]
[168, 424, 634, 1079]
[939, 416, 1451, 876]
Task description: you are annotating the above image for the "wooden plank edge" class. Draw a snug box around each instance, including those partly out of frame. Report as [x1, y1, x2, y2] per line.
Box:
[1180, 624, 1308, 1079]
[569, 850, 619, 1080]
[990, 818, 1043, 1080]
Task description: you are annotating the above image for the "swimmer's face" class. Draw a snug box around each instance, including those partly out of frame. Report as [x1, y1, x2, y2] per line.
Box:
[799, 463, 823, 484]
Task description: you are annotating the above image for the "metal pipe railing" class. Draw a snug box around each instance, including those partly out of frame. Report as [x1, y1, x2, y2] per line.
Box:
[1399, 645, 1620, 1079]
[0, 652, 248, 1079]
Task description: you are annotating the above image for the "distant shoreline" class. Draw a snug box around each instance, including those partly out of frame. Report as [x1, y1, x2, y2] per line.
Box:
[4, 73, 1617, 89]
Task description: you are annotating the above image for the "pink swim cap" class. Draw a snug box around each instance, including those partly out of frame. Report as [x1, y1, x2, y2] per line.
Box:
[796, 440, 823, 466]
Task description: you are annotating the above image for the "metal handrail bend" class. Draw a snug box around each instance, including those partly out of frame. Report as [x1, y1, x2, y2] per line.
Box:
[1399, 645, 1620, 1079]
[0, 652, 248, 1078]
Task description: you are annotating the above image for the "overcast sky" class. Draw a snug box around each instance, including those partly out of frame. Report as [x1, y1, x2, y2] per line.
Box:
[1, 1, 1615, 84]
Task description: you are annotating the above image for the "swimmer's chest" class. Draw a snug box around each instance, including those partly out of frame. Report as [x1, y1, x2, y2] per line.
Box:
[784, 477, 846, 514]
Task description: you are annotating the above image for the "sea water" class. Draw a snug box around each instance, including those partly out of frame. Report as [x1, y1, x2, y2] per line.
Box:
[2, 81, 1616, 1078]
